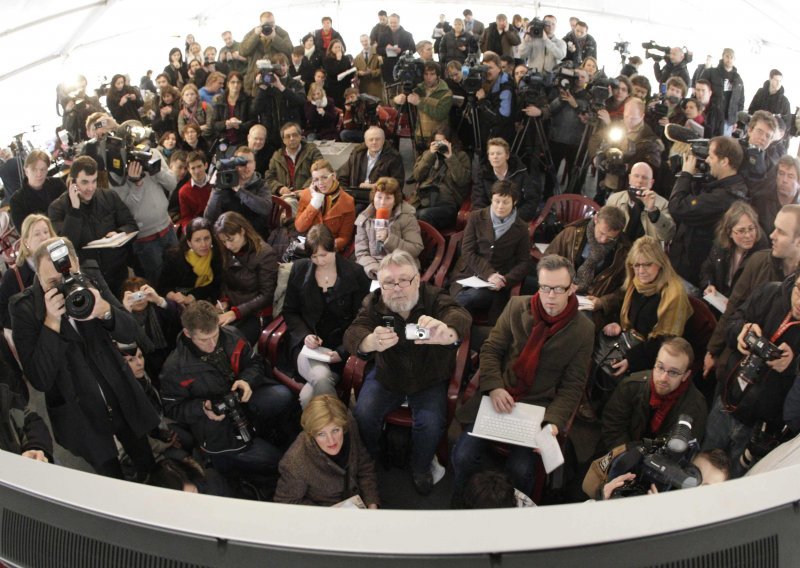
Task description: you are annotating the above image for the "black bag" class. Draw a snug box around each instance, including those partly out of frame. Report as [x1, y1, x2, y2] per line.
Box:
[380, 423, 411, 469]
[593, 330, 644, 379]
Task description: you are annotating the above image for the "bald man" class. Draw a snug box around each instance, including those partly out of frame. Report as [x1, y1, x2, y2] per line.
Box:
[605, 162, 675, 244]
[248, 124, 273, 175]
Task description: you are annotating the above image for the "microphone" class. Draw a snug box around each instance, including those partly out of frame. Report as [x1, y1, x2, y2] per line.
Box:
[375, 207, 390, 253]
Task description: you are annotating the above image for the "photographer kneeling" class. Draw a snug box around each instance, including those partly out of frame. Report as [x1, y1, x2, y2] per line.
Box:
[411, 125, 471, 230]
[160, 301, 295, 480]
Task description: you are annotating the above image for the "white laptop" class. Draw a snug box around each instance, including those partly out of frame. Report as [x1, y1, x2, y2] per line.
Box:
[469, 396, 545, 448]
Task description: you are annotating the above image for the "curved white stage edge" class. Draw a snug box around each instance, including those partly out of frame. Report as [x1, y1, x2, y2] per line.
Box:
[1, 450, 798, 567]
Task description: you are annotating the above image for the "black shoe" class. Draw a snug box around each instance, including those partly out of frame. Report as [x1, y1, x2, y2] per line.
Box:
[412, 470, 434, 495]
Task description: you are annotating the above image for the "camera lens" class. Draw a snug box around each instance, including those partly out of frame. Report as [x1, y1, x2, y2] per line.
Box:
[65, 287, 95, 319]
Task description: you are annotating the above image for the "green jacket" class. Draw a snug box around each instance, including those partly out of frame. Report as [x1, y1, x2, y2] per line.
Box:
[264, 143, 323, 195]
[410, 79, 453, 142]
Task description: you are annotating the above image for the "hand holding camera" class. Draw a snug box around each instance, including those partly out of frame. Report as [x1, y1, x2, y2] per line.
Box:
[231, 379, 252, 403]
[681, 152, 697, 174]
[413, 315, 457, 345]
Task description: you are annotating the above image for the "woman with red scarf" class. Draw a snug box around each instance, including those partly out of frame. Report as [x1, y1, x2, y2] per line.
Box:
[452, 254, 594, 500]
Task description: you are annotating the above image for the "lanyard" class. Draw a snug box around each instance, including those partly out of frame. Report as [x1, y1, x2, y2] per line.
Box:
[770, 311, 800, 343]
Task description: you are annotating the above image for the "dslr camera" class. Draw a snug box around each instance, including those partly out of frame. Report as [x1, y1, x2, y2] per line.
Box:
[739, 420, 791, 472]
[256, 59, 275, 85]
[211, 391, 253, 445]
[405, 324, 431, 340]
[260, 23, 273, 36]
[47, 239, 96, 319]
[734, 330, 783, 387]
[214, 156, 249, 190]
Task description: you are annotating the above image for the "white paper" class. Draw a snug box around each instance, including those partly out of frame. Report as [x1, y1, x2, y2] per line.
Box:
[337, 66, 357, 82]
[83, 231, 139, 249]
[576, 295, 594, 311]
[703, 290, 728, 312]
[534, 428, 564, 473]
[332, 495, 366, 509]
[535, 242, 549, 254]
[385, 46, 401, 57]
[456, 276, 496, 289]
[370, 280, 381, 292]
[300, 345, 334, 363]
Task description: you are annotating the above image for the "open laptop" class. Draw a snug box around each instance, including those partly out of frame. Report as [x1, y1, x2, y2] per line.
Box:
[469, 396, 546, 449]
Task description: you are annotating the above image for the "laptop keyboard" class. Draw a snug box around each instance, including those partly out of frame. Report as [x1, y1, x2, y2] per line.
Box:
[476, 415, 537, 444]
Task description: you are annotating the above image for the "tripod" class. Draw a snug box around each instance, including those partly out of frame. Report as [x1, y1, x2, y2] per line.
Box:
[512, 115, 555, 180]
[563, 115, 598, 195]
[456, 95, 483, 156]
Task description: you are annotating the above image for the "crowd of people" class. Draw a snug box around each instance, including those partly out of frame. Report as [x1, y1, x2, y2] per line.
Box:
[1, 6, 799, 511]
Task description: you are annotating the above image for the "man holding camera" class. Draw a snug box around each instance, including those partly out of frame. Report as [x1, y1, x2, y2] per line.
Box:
[652, 46, 691, 91]
[252, 53, 306, 152]
[703, 271, 800, 477]
[48, 155, 137, 296]
[160, 301, 294, 478]
[668, 136, 748, 287]
[600, 338, 708, 454]
[452, 254, 593, 499]
[606, 162, 675, 245]
[411, 125, 471, 230]
[517, 15, 566, 73]
[475, 51, 516, 149]
[240, 11, 293, 97]
[11, 237, 159, 479]
[393, 61, 453, 150]
[345, 250, 471, 495]
[204, 146, 273, 241]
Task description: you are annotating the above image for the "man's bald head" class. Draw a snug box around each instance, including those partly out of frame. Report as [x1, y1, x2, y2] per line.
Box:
[248, 124, 267, 150]
[629, 162, 654, 189]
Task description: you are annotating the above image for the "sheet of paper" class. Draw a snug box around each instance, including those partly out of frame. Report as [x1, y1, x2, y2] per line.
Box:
[456, 276, 496, 289]
[534, 428, 565, 474]
[337, 66, 357, 82]
[535, 242, 549, 254]
[576, 295, 594, 311]
[300, 345, 334, 363]
[703, 290, 728, 312]
[370, 280, 381, 292]
[83, 231, 139, 249]
[332, 495, 366, 509]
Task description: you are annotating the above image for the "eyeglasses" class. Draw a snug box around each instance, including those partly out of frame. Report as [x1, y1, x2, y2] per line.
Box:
[632, 262, 656, 270]
[653, 361, 686, 380]
[381, 274, 417, 290]
[538, 284, 570, 295]
[732, 226, 757, 236]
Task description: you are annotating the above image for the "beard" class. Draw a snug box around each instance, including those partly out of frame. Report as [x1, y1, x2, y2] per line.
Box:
[383, 289, 420, 315]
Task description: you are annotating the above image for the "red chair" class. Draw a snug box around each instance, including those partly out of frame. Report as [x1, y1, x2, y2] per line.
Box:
[344, 330, 471, 466]
[440, 195, 473, 240]
[529, 194, 600, 259]
[458, 369, 584, 504]
[685, 295, 719, 402]
[417, 220, 446, 283]
[271, 195, 292, 228]
[258, 315, 352, 407]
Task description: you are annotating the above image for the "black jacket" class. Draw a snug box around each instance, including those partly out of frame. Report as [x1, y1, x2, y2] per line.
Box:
[314, 28, 346, 54]
[748, 80, 791, 121]
[0, 262, 34, 329]
[723, 276, 800, 426]
[653, 59, 690, 89]
[701, 62, 745, 124]
[282, 255, 371, 360]
[0, 382, 53, 461]
[160, 327, 277, 454]
[252, 78, 306, 150]
[10, 177, 66, 230]
[157, 246, 223, 303]
[150, 97, 180, 138]
[212, 93, 255, 146]
[203, 173, 273, 241]
[337, 141, 405, 188]
[47, 188, 138, 283]
[471, 155, 541, 222]
[10, 263, 159, 466]
[699, 234, 770, 296]
[668, 172, 749, 286]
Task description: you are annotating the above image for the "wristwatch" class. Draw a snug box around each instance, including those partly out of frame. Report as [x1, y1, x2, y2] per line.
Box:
[101, 309, 113, 321]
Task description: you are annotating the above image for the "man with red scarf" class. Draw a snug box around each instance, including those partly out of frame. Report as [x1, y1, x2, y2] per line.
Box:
[452, 254, 594, 499]
[599, 338, 708, 453]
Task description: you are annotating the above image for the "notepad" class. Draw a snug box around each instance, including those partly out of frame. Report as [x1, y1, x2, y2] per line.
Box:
[456, 276, 496, 289]
[703, 290, 728, 312]
[337, 67, 357, 82]
[576, 295, 594, 311]
[83, 231, 139, 249]
[300, 345, 335, 363]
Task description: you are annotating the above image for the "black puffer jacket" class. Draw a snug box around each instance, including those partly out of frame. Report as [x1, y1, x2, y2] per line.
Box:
[652, 59, 691, 89]
[701, 62, 745, 124]
[471, 155, 542, 222]
[748, 80, 791, 121]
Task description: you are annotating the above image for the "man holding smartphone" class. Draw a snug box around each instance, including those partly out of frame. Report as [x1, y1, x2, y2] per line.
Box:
[605, 162, 675, 245]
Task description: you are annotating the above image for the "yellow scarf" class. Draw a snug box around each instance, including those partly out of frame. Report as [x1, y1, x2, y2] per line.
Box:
[185, 249, 214, 288]
[620, 276, 693, 339]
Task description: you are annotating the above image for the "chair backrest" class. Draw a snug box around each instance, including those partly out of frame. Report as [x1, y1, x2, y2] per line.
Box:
[271, 195, 292, 228]
[417, 220, 446, 283]
[684, 295, 718, 371]
[529, 194, 600, 242]
[434, 230, 464, 289]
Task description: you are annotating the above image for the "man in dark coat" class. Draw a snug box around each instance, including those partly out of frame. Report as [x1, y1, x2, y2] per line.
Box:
[314, 16, 346, 55]
[0, 359, 53, 463]
[47, 156, 137, 296]
[748, 69, 791, 124]
[376, 14, 416, 84]
[652, 47, 691, 91]
[337, 126, 405, 191]
[668, 136, 749, 287]
[252, 53, 306, 152]
[600, 338, 708, 453]
[11, 237, 159, 478]
[701, 49, 745, 134]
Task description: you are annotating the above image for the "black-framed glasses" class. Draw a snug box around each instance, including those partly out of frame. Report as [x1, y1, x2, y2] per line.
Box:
[653, 361, 686, 379]
[380, 274, 418, 290]
[538, 284, 569, 295]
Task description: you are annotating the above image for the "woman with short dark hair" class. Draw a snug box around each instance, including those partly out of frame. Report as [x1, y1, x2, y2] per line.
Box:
[158, 217, 223, 306]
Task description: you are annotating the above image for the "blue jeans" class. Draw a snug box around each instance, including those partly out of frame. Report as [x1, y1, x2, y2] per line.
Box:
[417, 204, 458, 231]
[133, 226, 178, 283]
[210, 438, 283, 475]
[451, 423, 538, 498]
[702, 395, 754, 478]
[354, 368, 447, 474]
[340, 129, 365, 143]
[455, 287, 495, 312]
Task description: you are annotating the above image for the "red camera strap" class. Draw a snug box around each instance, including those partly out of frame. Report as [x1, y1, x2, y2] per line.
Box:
[769, 312, 800, 344]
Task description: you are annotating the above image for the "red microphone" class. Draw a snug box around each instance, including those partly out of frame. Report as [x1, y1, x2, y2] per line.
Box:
[375, 208, 390, 252]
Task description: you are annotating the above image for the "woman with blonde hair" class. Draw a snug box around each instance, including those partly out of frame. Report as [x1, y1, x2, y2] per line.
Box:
[304, 83, 339, 141]
[602, 236, 693, 377]
[275, 394, 379, 507]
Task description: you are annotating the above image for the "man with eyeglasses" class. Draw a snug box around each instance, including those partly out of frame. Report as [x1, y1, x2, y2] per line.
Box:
[204, 146, 273, 240]
[668, 135, 749, 287]
[703, 271, 800, 477]
[452, 254, 593, 501]
[599, 338, 707, 454]
[344, 250, 471, 495]
[264, 122, 323, 214]
[751, 155, 800, 236]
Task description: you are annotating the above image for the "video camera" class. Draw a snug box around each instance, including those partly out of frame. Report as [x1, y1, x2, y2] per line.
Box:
[553, 62, 579, 94]
[642, 40, 693, 64]
[610, 415, 702, 497]
[47, 239, 96, 319]
[256, 59, 275, 85]
[527, 18, 545, 38]
[393, 51, 425, 94]
[461, 53, 488, 98]
[211, 391, 253, 445]
[517, 69, 553, 106]
[214, 156, 249, 190]
[613, 40, 630, 57]
[103, 124, 161, 185]
[588, 76, 619, 112]
[665, 124, 712, 180]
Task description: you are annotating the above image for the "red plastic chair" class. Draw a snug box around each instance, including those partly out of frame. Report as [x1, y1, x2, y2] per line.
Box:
[440, 195, 473, 240]
[529, 195, 600, 259]
[417, 220, 446, 283]
[271, 195, 292, 228]
[434, 230, 464, 289]
[344, 330, 471, 466]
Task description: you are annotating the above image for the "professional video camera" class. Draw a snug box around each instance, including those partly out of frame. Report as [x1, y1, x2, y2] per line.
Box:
[517, 69, 553, 106]
[553, 62, 579, 94]
[214, 156, 249, 190]
[610, 415, 702, 497]
[103, 124, 161, 183]
[665, 124, 712, 180]
[255, 59, 275, 85]
[647, 94, 671, 122]
[211, 391, 253, 445]
[588, 76, 619, 112]
[613, 40, 630, 59]
[393, 51, 425, 94]
[461, 53, 488, 98]
[527, 18, 545, 38]
[47, 239, 96, 319]
[642, 40, 693, 64]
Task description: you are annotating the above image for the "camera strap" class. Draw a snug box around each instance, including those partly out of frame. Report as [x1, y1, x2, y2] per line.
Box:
[769, 312, 800, 344]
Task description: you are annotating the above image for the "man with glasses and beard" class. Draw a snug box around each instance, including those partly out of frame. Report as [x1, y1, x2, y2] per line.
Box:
[344, 250, 471, 495]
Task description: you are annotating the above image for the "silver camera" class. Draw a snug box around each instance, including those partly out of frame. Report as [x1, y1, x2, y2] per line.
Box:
[131, 291, 146, 302]
[405, 324, 430, 341]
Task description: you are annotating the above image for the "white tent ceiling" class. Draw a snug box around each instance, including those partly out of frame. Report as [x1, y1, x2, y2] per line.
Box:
[1, 0, 800, 146]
